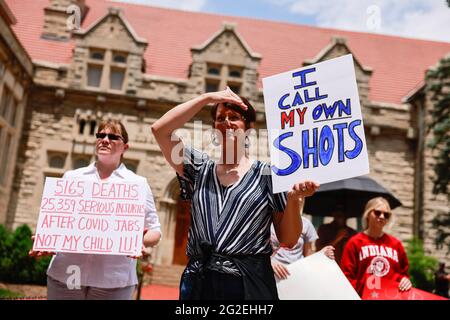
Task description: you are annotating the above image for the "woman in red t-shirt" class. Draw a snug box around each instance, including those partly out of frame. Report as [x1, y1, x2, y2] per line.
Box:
[340, 197, 412, 297]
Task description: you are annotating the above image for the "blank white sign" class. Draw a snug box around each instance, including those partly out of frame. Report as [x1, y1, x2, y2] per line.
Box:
[277, 251, 360, 300]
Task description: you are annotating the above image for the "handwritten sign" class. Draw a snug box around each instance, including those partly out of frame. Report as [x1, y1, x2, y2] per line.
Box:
[277, 251, 360, 300]
[262, 54, 369, 193]
[33, 178, 147, 256]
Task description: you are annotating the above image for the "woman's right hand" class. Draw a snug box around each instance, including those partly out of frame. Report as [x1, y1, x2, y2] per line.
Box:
[271, 260, 290, 280]
[28, 235, 55, 258]
[205, 87, 247, 110]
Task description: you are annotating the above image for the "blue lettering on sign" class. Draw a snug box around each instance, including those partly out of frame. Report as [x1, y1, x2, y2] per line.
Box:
[302, 128, 318, 169]
[271, 121, 364, 176]
[319, 125, 334, 166]
[312, 99, 352, 121]
[332, 123, 347, 163]
[292, 91, 304, 107]
[292, 68, 317, 89]
[345, 120, 363, 159]
[278, 93, 290, 110]
[272, 132, 301, 176]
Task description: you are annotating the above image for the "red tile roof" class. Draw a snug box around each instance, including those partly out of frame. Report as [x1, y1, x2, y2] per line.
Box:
[6, 0, 450, 104]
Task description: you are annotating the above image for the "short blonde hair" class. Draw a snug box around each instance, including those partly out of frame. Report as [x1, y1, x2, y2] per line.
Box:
[362, 197, 392, 230]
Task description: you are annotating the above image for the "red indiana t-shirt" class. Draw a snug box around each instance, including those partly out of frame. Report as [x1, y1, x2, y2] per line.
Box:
[340, 232, 410, 296]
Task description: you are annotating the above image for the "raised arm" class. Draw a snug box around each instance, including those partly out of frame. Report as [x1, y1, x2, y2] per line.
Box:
[151, 88, 247, 176]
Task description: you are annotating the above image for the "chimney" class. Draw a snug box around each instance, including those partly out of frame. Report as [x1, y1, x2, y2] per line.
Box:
[42, 0, 88, 41]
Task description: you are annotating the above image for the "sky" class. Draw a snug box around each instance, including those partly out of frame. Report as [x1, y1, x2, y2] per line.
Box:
[111, 0, 450, 42]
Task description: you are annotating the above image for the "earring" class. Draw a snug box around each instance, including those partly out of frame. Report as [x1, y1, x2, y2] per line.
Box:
[211, 132, 221, 146]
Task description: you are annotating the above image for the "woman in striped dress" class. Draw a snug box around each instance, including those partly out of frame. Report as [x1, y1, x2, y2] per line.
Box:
[151, 87, 319, 299]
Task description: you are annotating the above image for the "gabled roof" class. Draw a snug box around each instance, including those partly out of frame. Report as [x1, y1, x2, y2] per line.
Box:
[73, 6, 147, 46]
[5, 0, 450, 104]
[191, 22, 261, 60]
[303, 36, 372, 74]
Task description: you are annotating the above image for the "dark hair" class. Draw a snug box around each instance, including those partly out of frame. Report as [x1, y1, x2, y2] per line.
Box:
[97, 119, 129, 144]
[210, 96, 256, 129]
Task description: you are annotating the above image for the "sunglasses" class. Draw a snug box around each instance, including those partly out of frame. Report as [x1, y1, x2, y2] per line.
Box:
[96, 133, 123, 141]
[373, 210, 391, 219]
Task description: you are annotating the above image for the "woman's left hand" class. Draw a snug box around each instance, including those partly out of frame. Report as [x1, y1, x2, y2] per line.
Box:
[288, 181, 320, 200]
[398, 277, 412, 291]
[322, 245, 335, 260]
[128, 229, 149, 259]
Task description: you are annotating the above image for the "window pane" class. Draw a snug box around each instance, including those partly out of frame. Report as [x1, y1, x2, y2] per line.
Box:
[79, 119, 86, 135]
[90, 51, 104, 60]
[113, 54, 127, 63]
[0, 86, 12, 119]
[228, 84, 241, 94]
[89, 120, 96, 135]
[0, 133, 12, 185]
[73, 158, 90, 169]
[207, 67, 220, 75]
[110, 69, 125, 90]
[49, 155, 65, 168]
[205, 81, 219, 93]
[87, 65, 102, 87]
[8, 97, 18, 127]
[229, 68, 242, 78]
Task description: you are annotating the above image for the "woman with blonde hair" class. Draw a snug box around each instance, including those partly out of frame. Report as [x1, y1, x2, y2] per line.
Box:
[340, 196, 412, 297]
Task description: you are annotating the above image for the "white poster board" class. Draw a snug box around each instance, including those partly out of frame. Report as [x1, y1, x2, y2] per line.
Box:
[277, 251, 360, 300]
[262, 54, 369, 193]
[33, 178, 147, 256]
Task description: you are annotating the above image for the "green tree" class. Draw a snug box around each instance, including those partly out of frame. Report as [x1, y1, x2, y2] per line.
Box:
[425, 30, 450, 252]
[405, 238, 438, 292]
[0, 224, 51, 285]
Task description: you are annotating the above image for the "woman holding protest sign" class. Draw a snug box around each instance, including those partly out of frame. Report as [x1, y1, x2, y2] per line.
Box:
[29, 120, 162, 300]
[151, 87, 319, 299]
[340, 196, 412, 297]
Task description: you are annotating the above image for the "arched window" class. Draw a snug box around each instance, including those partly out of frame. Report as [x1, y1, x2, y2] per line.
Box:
[79, 119, 86, 134]
[89, 120, 96, 135]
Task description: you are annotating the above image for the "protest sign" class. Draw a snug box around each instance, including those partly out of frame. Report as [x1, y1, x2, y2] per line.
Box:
[262, 54, 369, 193]
[276, 251, 360, 300]
[33, 178, 147, 256]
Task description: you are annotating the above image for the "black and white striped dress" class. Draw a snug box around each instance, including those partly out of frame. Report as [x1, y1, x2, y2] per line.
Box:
[178, 147, 287, 276]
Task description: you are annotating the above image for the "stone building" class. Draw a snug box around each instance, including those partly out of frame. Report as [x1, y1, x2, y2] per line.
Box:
[2, 0, 449, 276]
[0, 0, 33, 227]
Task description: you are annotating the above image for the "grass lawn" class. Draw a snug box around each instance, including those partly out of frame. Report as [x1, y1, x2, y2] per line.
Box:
[0, 288, 23, 299]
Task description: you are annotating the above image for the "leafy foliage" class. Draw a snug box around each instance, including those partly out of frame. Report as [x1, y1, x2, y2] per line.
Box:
[405, 238, 438, 292]
[426, 53, 450, 253]
[0, 224, 51, 285]
[425, 55, 450, 196]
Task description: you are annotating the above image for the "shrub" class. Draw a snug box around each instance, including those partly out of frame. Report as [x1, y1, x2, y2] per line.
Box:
[405, 238, 438, 292]
[0, 224, 51, 285]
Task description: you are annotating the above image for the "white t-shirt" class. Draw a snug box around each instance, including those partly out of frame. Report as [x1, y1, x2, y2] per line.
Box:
[270, 217, 318, 264]
[47, 162, 161, 288]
